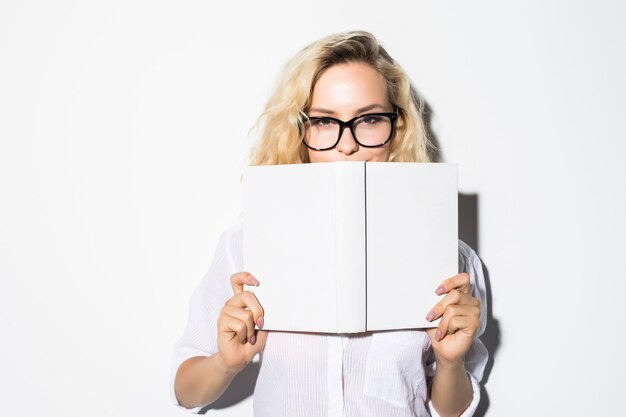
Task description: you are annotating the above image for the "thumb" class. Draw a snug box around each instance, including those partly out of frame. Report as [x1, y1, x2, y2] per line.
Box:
[245, 330, 269, 357]
[255, 330, 269, 350]
[426, 328, 438, 344]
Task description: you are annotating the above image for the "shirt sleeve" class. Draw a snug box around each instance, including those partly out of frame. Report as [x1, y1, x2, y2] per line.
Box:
[169, 225, 241, 413]
[426, 240, 489, 417]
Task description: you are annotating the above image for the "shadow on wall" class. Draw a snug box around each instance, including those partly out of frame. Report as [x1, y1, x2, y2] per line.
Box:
[200, 362, 260, 414]
[458, 193, 501, 417]
[474, 261, 501, 417]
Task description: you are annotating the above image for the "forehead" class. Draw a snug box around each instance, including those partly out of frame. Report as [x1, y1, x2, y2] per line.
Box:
[310, 62, 389, 109]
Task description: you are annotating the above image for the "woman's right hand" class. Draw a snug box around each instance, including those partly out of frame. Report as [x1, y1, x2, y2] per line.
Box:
[215, 272, 267, 375]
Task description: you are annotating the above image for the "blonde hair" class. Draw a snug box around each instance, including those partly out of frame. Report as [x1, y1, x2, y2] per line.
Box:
[248, 31, 436, 165]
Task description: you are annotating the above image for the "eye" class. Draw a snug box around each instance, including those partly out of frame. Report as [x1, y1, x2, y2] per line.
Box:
[361, 115, 383, 125]
[310, 117, 334, 127]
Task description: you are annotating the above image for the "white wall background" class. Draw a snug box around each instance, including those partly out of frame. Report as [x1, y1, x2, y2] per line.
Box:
[1, 1, 625, 416]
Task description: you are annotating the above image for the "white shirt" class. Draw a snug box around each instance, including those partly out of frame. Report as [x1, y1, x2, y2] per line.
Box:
[170, 224, 489, 417]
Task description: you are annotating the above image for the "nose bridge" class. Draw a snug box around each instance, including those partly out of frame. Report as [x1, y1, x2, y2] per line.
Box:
[337, 120, 359, 150]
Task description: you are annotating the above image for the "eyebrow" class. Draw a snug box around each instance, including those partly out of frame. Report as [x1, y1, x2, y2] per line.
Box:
[308, 103, 388, 115]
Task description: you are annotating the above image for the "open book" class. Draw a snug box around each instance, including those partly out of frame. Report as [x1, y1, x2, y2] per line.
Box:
[242, 161, 458, 333]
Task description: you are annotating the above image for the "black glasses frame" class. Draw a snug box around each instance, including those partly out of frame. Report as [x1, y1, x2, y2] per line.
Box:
[301, 112, 398, 151]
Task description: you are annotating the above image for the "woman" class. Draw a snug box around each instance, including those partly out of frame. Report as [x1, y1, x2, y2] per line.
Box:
[171, 31, 488, 417]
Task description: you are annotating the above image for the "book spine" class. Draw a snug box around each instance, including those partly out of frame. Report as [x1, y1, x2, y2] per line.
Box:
[334, 162, 367, 333]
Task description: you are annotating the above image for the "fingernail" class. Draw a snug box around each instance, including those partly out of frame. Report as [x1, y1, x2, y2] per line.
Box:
[426, 311, 436, 322]
[248, 275, 260, 286]
[257, 317, 264, 329]
[435, 329, 441, 342]
[435, 286, 446, 295]
[250, 335, 256, 345]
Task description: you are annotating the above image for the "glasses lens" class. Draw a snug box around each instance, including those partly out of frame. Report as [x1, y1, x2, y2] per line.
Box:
[303, 114, 394, 149]
[304, 118, 340, 150]
[353, 115, 393, 146]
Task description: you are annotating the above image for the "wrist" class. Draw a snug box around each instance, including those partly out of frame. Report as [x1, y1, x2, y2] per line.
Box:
[434, 355, 466, 373]
[212, 352, 245, 378]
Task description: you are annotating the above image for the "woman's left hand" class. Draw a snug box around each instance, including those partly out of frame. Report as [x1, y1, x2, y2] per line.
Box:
[425, 272, 481, 367]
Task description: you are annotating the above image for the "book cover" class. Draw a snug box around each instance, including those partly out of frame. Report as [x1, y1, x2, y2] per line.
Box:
[242, 161, 457, 333]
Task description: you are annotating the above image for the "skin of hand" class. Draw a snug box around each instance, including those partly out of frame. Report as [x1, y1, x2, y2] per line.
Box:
[424, 273, 480, 417]
[215, 271, 268, 374]
[425, 272, 481, 367]
[174, 272, 267, 409]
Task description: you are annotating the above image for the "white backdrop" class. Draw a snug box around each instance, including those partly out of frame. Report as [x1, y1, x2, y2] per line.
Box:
[1, 1, 625, 416]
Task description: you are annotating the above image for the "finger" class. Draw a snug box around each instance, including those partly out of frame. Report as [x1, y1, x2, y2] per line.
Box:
[435, 272, 470, 295]
[451, 314, 480, 338]
[255, 329, 268, 347]
[426, 289, 474, 321]
[225, 291, 265, 329]
[249, 330, 269, 352]
[218, 315, 249, 344]
[230, 272, 260, 295]
[435, 304, 480, 341]
[436, 304, 463, 341]
[222, 305, 256, 343]
[438, 315, 479, 341]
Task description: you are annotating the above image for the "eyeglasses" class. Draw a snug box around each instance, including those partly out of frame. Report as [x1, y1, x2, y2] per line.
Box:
[301, 112, 398, 151]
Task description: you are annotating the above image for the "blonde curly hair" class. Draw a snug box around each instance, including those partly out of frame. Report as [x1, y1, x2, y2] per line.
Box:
[248, 31, 436, 165]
